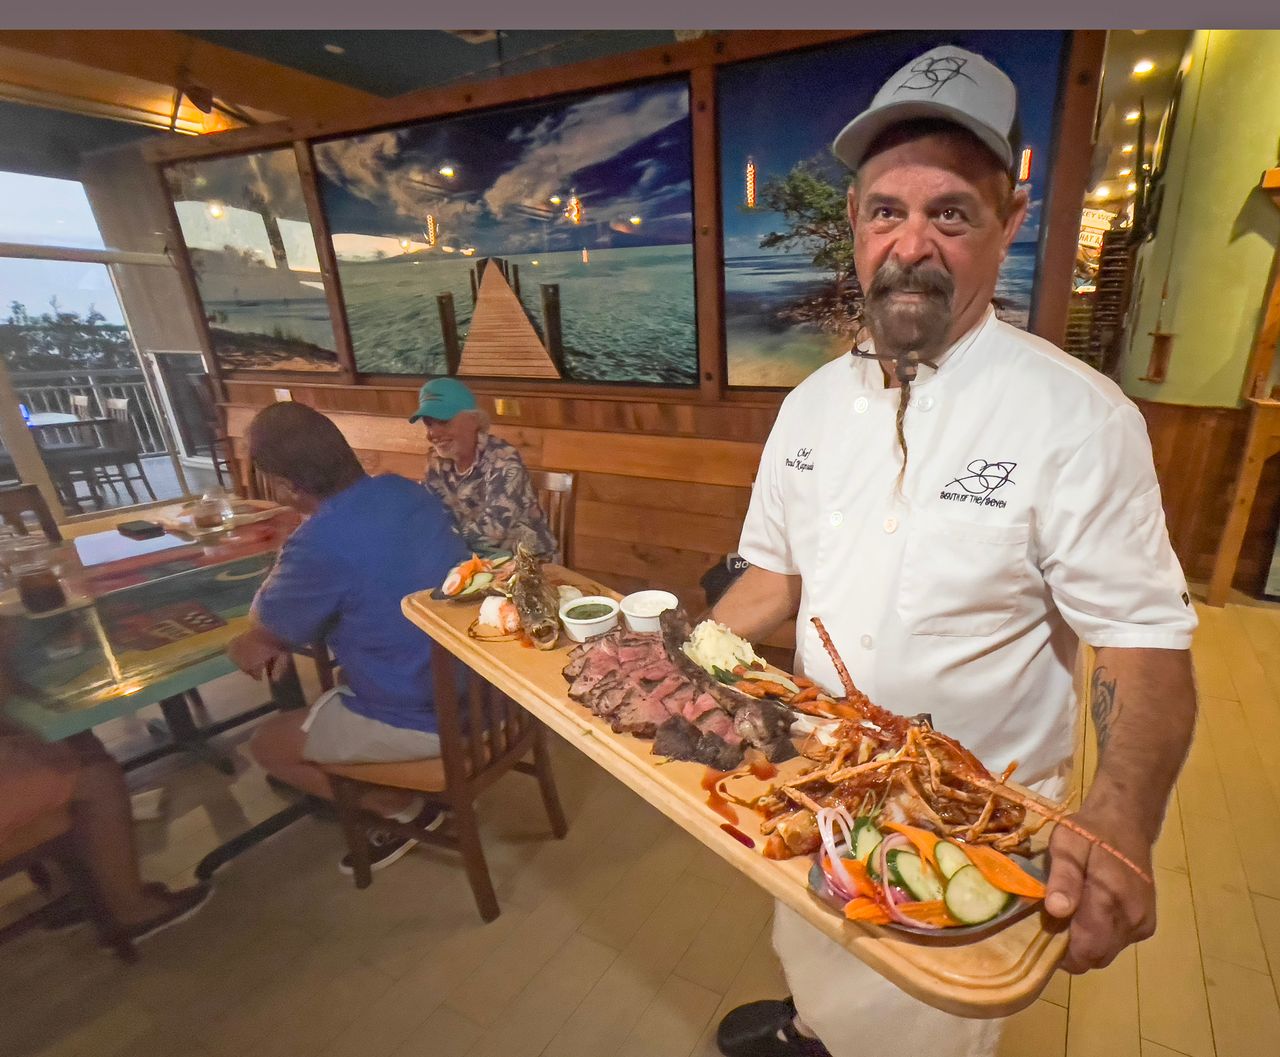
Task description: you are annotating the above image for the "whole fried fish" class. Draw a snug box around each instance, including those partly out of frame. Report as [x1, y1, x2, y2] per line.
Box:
[507, 544, 560, 650]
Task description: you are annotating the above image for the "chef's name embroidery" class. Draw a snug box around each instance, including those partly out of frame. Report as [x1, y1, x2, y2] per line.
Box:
[785, 446, 815, 472]
[940, 459, 1016, 509]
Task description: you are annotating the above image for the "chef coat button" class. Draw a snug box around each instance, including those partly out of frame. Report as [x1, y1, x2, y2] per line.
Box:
[853, 397, 869, 413]
[829, 511, 844, 527]
[883, 516, 898, 534]
[860, 634, 874, 649]
[918, 395, 935, 412]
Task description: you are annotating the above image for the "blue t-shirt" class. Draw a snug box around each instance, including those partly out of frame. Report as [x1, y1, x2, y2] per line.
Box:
[253, 474, 470, 733]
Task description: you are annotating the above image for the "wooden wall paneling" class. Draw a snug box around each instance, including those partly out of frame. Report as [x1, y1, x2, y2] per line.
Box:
[142, 32, 867, 165]
[1031, 30, 1106, 349]
[690, 64, 724, 400]
[294, 140, 358, 384]
[151, 160, 228, 402]
[540, 429, 760, 486]
[575, 499, 743, 554]
[577, 472, 751, 521]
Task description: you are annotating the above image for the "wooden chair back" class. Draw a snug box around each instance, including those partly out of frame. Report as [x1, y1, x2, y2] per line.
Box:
[530, 468, 576, 566]
[103, 398, 140, 456]
[0, 485, 62, 541]
[69, 394, 93, 419]
[321, 640, 567, 921]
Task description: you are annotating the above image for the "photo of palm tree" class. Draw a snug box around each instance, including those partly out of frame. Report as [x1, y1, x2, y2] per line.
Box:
[719, 31, 1068, 387]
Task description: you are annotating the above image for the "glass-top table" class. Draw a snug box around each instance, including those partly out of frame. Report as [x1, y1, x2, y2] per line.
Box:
[3, 513, 299, 742]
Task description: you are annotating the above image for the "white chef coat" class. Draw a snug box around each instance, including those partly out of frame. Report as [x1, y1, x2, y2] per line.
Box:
[738, 308, 1196, 1057]
[739, 306, 1196, 788]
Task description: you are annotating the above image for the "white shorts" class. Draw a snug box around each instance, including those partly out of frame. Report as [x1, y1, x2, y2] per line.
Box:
[299, 687, 442, 764]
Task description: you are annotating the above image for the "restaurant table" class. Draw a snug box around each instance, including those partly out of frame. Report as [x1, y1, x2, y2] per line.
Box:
[402, 569, 1069, 1018]
[2, 512, 317, 879]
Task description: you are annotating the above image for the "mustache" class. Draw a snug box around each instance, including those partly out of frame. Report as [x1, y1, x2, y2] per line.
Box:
[866, 261, 955, 303]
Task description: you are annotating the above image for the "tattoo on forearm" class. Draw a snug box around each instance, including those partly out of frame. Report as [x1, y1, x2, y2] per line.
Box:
[1090, 666, 1119, 754]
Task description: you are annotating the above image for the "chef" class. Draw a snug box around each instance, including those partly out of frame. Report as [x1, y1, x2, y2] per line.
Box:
[710, 45, 1198, 1057]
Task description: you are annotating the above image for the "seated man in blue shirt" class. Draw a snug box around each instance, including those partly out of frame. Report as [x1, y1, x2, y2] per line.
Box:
[228, 401, 469, 874]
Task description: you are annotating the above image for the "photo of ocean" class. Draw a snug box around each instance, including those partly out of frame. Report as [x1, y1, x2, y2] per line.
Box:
[337, 244, 696, 383]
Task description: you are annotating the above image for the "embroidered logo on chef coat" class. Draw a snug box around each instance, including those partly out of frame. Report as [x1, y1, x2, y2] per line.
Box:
[939, 459, 1017, 508]
[785, 446, 815, 473]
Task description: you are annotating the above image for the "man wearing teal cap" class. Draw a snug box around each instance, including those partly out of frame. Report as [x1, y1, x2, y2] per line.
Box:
[410, 377, 558, 561]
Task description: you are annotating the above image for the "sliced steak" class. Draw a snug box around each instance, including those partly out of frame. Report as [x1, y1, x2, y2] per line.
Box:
[696, 733, 745, 771]
[610, 689, 669, 736]
[653, 715, 702, 760]
[682, 692, 722, 724]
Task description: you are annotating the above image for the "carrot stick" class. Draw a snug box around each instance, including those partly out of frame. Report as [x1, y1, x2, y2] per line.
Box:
[843, 897, 892, 924]
[881, 821, 942, 876]
[822, 855, 880, 900]
[791, 686, 821, 704]
[958, 841, 1047, 899]
[897, 900, 960, 927]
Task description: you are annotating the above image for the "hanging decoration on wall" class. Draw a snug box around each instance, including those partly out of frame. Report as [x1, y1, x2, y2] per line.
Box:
[312, 77, 697, 385]
[164, 149, 341, 373]
[717, 30, 1069, 388]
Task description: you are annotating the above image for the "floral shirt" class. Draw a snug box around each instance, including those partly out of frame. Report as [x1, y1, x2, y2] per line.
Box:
[423, 432, 558, 562]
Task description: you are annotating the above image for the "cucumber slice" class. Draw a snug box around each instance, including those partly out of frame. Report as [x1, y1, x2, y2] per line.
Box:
[944, 865, 1012, 925]
[888, 850, 945, 902]
[934, 841, 972, 880]
[458, 572, 495, 596]
[851, 818, 883, 863]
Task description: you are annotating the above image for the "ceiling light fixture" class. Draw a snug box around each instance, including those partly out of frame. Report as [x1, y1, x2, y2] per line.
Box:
[1132, 59, 1155, 76]
[207, 202, 225, 219]
[324, 43, 345, 55]
[1121, 144, 1135, 154]
[1125, 109, 1141, 122]
[1128, 182, 1138, 193]
[438, 165, 456, 179]
[1094, 185, 1111, 199]
[1119, 168, 1133, 177]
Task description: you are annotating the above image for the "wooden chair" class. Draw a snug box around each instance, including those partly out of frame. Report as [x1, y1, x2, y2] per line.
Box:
[188, 374, 233, 489]
[94, 398, 157, 503]
[0, 484, 62, 541]
[0, 806, 136, 962]
[69, 393, 93, 420]
[322, 646, 568, 921]
[530, 469, 576, 566]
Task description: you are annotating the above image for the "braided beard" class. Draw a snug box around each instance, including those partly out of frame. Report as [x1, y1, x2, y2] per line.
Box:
[861, 261, 955, 485]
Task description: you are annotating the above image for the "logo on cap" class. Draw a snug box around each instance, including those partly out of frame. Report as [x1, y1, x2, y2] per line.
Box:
[897, 54, 978, 97]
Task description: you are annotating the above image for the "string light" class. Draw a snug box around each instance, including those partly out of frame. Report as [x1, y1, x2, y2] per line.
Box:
[745, 157, 757, 208]
[1017, 148, 1032, 183]
[425, 215, 438, 247]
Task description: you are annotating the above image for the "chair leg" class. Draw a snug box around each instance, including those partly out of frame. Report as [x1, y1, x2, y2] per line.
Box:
[532, 725, 568, 839]
[134, 460, 158, 501]
[117, 463, 139, 503]
[330, 776, 374, 889]
[452, 800, 500, 922]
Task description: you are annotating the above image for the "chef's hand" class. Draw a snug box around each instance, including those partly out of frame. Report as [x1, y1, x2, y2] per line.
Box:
[1043, 806, 1157, 974]
[227, 631, 290, 682]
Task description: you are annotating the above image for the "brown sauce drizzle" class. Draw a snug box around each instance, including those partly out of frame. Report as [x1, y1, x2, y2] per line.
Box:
[720, 824, 755, 848]
[702, 767, 739, 824]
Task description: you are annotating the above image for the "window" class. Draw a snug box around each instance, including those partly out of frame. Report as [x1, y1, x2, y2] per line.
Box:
[0, 171, 106, 249]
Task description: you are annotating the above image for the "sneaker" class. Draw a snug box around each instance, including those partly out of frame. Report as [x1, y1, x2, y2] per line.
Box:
[717, 997, 832, 1057]
[120, 883, 212, 945]
[338, 828, 420, 876]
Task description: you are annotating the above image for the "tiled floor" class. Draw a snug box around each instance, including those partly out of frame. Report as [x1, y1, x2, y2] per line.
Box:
[2, 602, 1279, 1057]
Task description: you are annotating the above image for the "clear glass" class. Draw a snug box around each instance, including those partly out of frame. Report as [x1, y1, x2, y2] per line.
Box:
[0, 258, 193, 515]
[0, 171, 106, 249]
[164, 149, 340, 373]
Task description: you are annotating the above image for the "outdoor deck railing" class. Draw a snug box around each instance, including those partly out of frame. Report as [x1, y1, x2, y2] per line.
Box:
[13, 368, 168, 455]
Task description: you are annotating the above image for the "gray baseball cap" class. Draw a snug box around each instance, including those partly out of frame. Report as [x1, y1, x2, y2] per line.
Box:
[832, 46, 1019, 172]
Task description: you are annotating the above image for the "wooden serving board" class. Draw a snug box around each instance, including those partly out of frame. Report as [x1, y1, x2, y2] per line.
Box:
[402, 568, 1068, 1017]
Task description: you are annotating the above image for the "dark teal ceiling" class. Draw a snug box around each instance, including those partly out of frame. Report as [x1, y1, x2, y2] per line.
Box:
[0, 101, 160, 180]
[189, 30, 684, 98]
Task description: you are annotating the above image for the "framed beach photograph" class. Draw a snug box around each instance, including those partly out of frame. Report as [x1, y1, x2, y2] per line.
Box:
[313, 77, 698, 385]
[164, 149, 342, 373]
[718, 30, 1070, 388]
